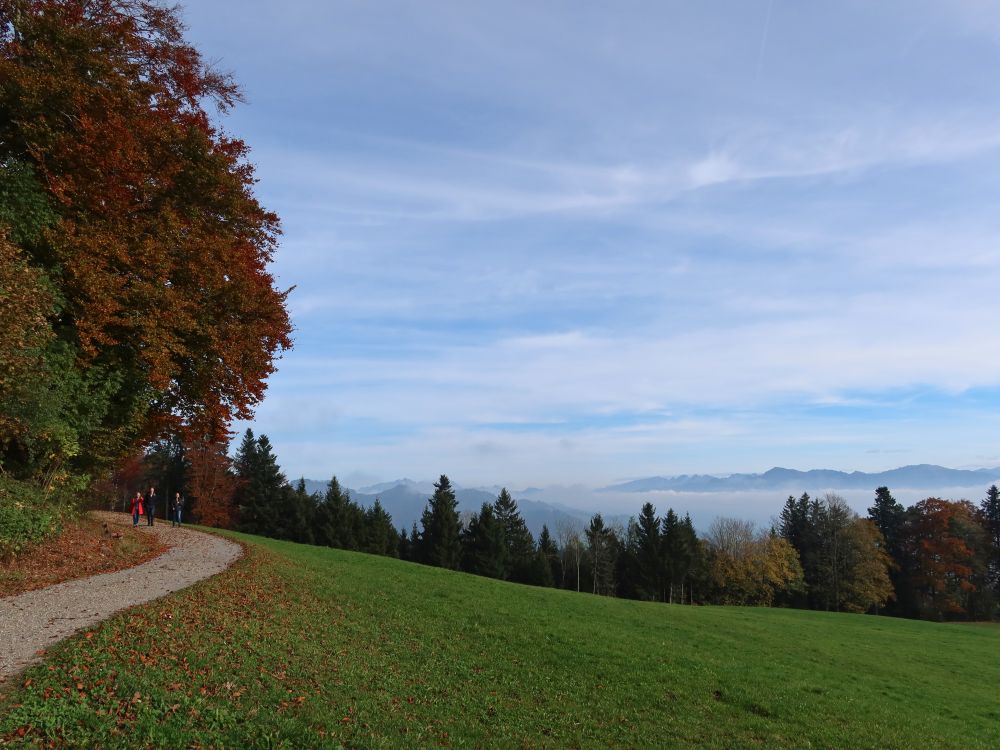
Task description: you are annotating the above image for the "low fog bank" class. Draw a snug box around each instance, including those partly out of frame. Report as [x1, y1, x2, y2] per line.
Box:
[528, 485, 995, 534]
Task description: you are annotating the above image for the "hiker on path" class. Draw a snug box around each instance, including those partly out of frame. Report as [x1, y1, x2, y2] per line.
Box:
[146, 486, 158, 526]
[130, 491, 144, 527]
[171, 492, 184, 527]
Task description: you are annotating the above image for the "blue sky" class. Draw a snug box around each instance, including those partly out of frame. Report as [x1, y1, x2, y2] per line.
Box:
[182, 1, 1000, 489]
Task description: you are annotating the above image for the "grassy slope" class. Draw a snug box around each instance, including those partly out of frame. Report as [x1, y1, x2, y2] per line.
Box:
[2, 531, 998, 749]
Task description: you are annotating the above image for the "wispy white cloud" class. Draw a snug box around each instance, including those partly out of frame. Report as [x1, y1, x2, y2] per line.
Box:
[182, 0, 1000, 488]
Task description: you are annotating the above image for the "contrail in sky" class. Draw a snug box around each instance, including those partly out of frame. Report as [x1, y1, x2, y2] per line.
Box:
[754, 0, 775, 88]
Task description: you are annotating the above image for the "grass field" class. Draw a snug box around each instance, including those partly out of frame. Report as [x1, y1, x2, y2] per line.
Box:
[2, 531, 998, 748]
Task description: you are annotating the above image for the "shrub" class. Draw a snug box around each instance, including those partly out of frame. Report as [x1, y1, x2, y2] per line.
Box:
[0, 477, 62, 559]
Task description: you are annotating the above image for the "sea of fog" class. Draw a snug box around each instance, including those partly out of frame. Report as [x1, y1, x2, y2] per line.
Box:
[527, 485, 992, 534]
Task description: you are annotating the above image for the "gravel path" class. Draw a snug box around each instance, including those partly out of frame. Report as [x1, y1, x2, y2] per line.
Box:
[0, 511, 242, 682]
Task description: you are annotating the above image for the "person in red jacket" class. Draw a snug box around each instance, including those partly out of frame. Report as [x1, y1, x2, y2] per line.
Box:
[130, 491, 144, 528]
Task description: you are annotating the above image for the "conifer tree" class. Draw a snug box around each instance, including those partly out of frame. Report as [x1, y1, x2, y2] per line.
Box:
[672, 513, 700, 604]
[406, 522, 423, 562]
[537, 525, 561, 586]
[779, 493, 816, 604]
[420, 475, 462, 569]
[282, 478, 317, 545]
[462, 502, 507, 578]
[527, 547, 555, 587]
[234, 431, 287, 536]
[981, 485, 1000, 596]
[317, 476, 347, 548]
[364, 499, 399, 557]
[867, 485, 910, 614]
[398, 528, 412, 561]
[634, 502, 663, 601]
[868, 486, 906, 559]
[617, 519, 642, 600]
[493, 488, 535, 581]
[661, 508, 681, 602]
[586, 513, 617, 596]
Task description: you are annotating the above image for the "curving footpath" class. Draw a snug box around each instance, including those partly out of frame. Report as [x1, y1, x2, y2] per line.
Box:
[0, 511, 242, 682]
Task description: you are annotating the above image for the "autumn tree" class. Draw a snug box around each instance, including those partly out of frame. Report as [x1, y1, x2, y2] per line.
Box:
[0, 0, 292, 487]
[905, 498, 987, 619]
[185, 436, 237, 528]
[0, 234, 54, 473]
[705, 517, 803, 606]
[839, 518, 894, 613]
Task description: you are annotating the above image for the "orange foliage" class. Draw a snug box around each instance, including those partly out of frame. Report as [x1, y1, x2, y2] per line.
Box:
[907, 498, 984, 615]
[0, 1, 292, 455]
[186, 437, 238, 529]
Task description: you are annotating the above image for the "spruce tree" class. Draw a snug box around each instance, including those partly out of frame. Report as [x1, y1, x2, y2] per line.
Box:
[284, 478, 317, 545]
[234, 430, 288, 537]
[634, 502, 662, 601]
[233, 428, 258, 480]
[868, 486, 905, 558]
[420, 474, 462, 569]
[617, 519, 642, 600]
[493, 488, 535, 581]
[317, 476, 363, 550]
[673, 513, 700, 604]
[398, 528, 411, 561]
[661, 508, 680, 603]
[867, 485, 910, 614]
[981, 485, 1000, 595]
[528, 548, 555, 587]
[407, 522, 422, 562]
[462, 502, 506, 578]
[586, 513, 617, 596]
[537, 525, 561, 586]
[364, 499, 399, 557]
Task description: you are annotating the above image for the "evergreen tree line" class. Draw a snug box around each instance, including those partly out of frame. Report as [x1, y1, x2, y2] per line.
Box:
[233, 431, 397, 556]
[125, 430, 1000, 621]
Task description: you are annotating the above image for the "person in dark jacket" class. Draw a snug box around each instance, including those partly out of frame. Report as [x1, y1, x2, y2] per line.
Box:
[171, 492, 184, 527]
[146, 486, 158, 526]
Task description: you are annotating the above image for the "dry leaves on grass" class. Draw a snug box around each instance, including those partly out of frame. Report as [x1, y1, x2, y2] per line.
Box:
[0, 515, 169, 598]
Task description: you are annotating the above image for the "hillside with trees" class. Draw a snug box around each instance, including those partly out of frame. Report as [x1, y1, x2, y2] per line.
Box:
[123, 425, 1000, 623]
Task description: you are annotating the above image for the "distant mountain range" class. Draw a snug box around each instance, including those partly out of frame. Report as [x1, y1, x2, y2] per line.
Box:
[601, 464, 1000, 493]
[290, 464, 1000, 534]
[297, 478, 590, 537]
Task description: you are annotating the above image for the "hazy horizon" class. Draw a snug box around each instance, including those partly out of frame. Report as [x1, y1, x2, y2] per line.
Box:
[293, 467, 1000, 533]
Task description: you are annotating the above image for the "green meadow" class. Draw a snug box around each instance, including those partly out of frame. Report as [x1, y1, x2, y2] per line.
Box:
[2, 531, 998, 749]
